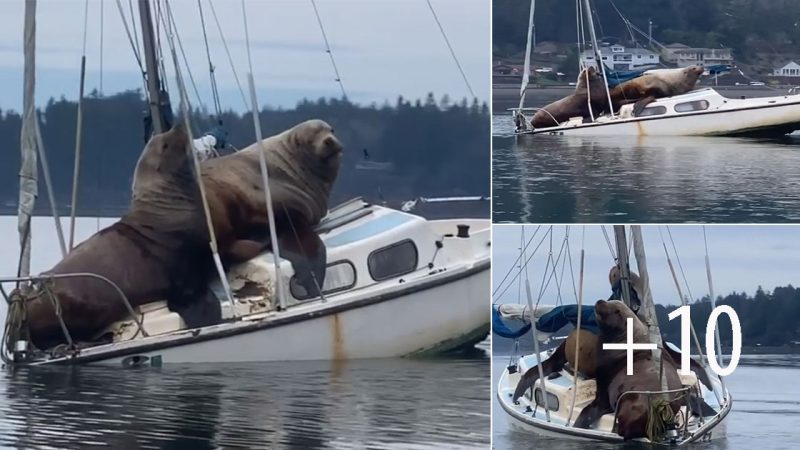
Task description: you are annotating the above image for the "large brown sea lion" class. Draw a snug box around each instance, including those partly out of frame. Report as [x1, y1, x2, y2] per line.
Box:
[25, 125, 221, 350]
[531, 66, 609, 128]
[610, 65, 704, 117]
[512, 300, 713, 440]
[573, 300, 684, 440]
[201, 119, 343, 295]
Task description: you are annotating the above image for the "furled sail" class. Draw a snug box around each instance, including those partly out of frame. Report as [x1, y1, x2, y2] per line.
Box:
[18, 0, 39, 278]
[518, 0, 535, 109]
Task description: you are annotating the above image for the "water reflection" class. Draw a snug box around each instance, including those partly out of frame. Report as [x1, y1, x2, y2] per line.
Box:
[0, 358, 489, 449]
[493, 116, 800, 223]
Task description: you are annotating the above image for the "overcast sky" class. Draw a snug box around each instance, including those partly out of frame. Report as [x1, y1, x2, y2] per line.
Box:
[493, 225, 800, 307]
[0, 0, 489, 112]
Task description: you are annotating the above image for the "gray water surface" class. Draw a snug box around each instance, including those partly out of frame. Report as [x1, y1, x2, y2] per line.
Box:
[492, 355, 800, 450]
[492, 115, 800, 223]
[0, 357, 489, 449]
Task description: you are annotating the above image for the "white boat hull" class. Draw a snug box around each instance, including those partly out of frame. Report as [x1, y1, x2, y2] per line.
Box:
[35, 262, 489, 365]
[523, 89, 800, 137]
[496, 352, 732, 445]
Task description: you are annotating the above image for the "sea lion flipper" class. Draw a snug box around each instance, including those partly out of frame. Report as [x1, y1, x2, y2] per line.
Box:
[512, 341, 567, 402]
[168, 289, 222, 329]
[632, 95, 656, 117]
[224, 239, 269, 264]
[573, 397, 612, 429]
[278, 219, 327, 299]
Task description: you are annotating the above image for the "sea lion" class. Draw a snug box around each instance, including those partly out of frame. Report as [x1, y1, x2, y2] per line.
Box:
[531, 66, 609, 128]
[200, 119, 343, 296]
[573, 300, 684, 440]
[25, 125, 221, 350]
[610, 65, 704, 116]
[512, 328, 600, 402]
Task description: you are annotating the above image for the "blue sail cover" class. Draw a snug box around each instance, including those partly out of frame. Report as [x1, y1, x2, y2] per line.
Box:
[492, 305, 531, 339]
[603, 64, 646, 88]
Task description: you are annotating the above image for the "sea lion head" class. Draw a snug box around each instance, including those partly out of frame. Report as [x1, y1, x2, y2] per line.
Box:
[576, 66, 600, 90]
[683, 65, 705, 85]
[616, 394, 649, 440]
[132, 124, 196, 197]
[285, 119, 344, 184]
[594, 299, 647, 340]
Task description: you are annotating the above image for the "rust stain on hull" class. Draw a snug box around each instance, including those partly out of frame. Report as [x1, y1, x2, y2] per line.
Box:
[331, 313, 346, 361]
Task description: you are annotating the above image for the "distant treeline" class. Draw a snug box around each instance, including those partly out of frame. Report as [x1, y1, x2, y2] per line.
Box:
[0, 90, 489, 216]
[493, 0, 800, 63]
[494, 285, 800, 354]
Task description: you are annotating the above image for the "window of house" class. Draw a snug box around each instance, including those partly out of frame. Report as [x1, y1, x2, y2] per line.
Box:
[290, 260, 357, 300]
[367, 240, 418, 281]
[675, 100, 710, 113]
[638, 105, 667, 117]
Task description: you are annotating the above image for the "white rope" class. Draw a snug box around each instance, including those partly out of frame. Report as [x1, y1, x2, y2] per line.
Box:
[242, 0, 287, 310]
[34, 114, 66, 258]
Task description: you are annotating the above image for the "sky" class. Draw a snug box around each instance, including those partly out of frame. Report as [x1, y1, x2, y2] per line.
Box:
[0, 0, 490, 112]
[492, 225, 800, 307]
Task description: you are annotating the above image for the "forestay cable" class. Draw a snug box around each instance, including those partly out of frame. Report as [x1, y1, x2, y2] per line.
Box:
[425, 0, 475, 99]
[68, 0, 91, 251]
[310, 0, 348, 100]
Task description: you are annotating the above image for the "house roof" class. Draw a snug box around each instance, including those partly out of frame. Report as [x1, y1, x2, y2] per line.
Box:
[775, 61, 800, 69]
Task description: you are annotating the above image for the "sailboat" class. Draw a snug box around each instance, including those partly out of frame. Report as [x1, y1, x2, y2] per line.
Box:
[512, 0, 800, 137]
[1, 0, 489, 366]
[494, 225, 732, 444]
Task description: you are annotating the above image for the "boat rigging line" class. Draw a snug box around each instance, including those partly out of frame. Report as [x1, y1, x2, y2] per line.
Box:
[115, 0, 148, 95]
[241, 0, 287, 310]
[197, 0, 223, 119]
[67, 0, 90, 252]
[492, 225, 543, 301]
[207, 0, 249, 110]
[157, 0, 236, 311]
[565, 226, 585, 426]
[310, 0, 348, 100]
[426, 0, 475, 99]
[703, 226, 728, 401]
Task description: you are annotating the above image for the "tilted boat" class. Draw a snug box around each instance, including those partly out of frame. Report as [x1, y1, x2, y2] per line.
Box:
[3, 198, 489, 366]
[511, 0, 800, 137]
[1, 1, 489, 366]
[493, 225, 732, 445]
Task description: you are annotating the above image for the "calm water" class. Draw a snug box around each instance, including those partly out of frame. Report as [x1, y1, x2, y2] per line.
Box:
[492, 354, 800, 450]
[492, 115, 800, 223]
[0, 217, 490, 448]
[0, 357, 489, 449]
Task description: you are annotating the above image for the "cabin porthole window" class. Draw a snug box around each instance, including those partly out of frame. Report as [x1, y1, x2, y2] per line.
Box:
[367, 239, 418, 281]
[290, 260, 356, 300]
[674, 100, 709, 113]
[638, 105, 667, 117]
[534, 388, 560, 412]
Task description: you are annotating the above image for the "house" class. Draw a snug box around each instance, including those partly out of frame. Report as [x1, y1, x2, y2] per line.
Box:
[663, 43, 733, 67]
[580, 44, 659, 71]
[773, 61, 800, 77]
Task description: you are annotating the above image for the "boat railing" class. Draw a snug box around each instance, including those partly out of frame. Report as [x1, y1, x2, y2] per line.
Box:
[0, 272, 148, 363]
[611, 386, 694, 443]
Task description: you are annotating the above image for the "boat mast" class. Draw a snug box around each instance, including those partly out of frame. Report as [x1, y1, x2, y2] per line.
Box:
[629, 226, 669, 393]
[612, 225, 633, 309]
[18, 0, 39, 280]
[518, 0, 535, 110]
[138, 0, 168, 134]
[581, 0, 615, 117]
